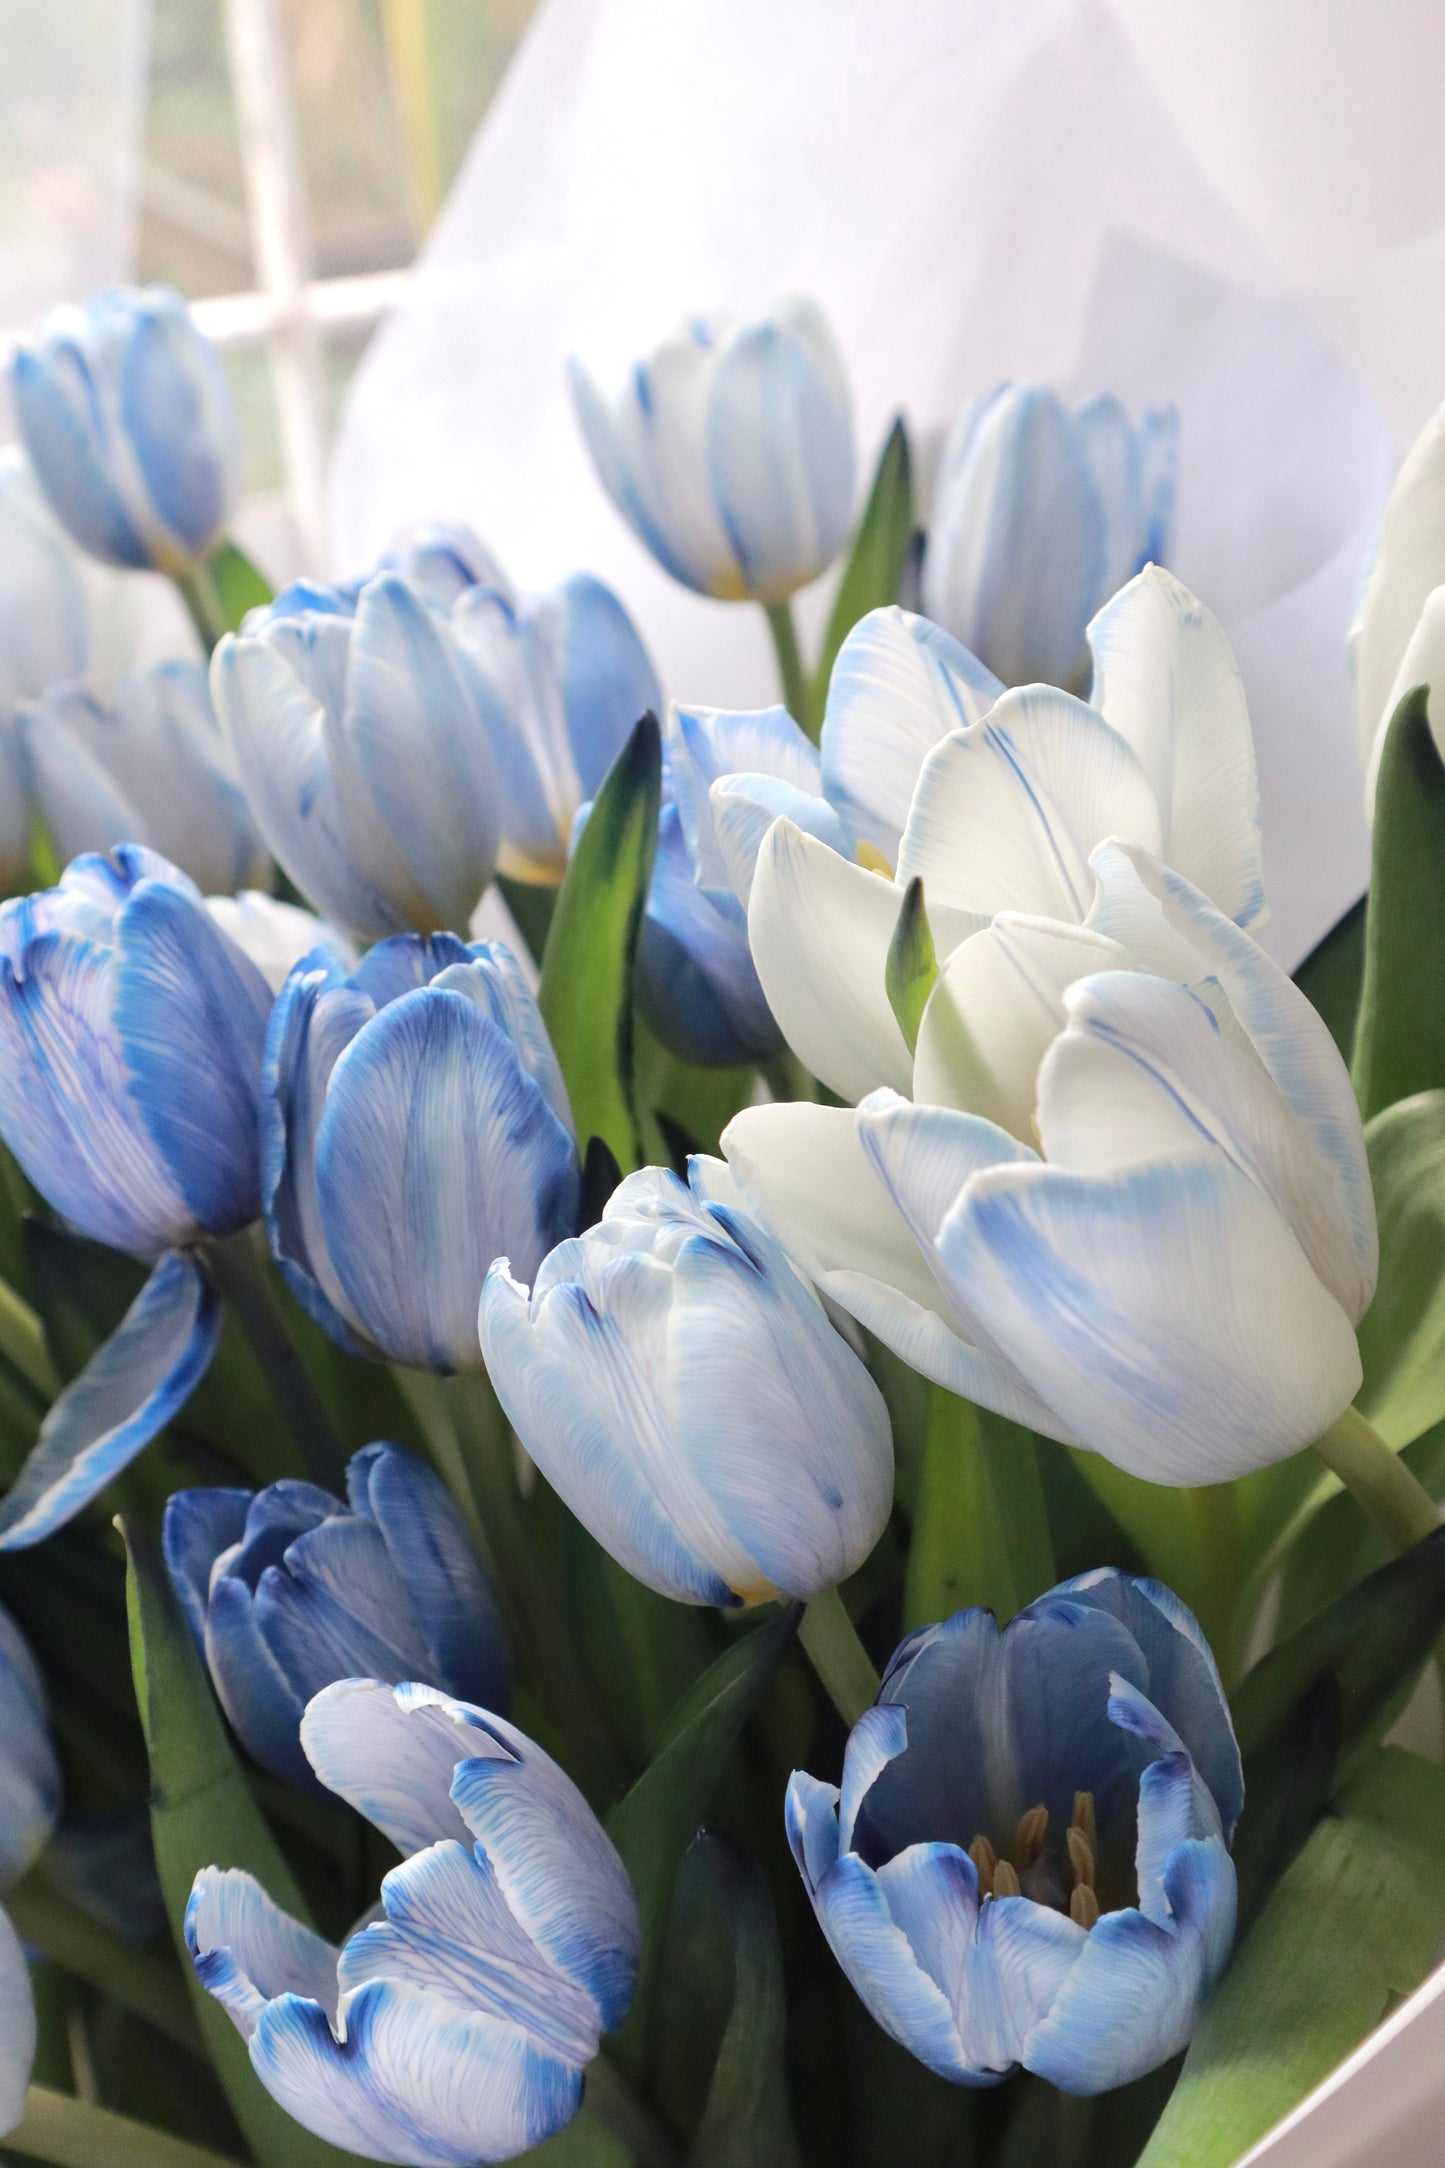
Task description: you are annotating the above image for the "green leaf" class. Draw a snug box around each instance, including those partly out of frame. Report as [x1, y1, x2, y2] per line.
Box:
[121, 1515, 369, 2168]
[1356, 1089, 1445, 1448]
[884, 878, 937, 1058]
[813, 418, 914, 703]
[5, 2085, 245, 2168]
[539, 713, 661, 1170]
[605, 1607, 799, 2067]
[651, 1832, 799, 2168]
[904, 1390, 1054, 1630]
[1136, 1747, 1445, 2168]
[206, 539, 274, 629]
[1065, 1453, 1250, 1677]
[1352, 686, 1445, 1121]
[1292, 893, 1366, 1064]
[24, 1217, 146, 1382]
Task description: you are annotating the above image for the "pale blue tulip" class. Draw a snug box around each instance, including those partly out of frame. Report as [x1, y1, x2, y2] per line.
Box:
[479, 1159, 893, 1605]
[212, 573, 502, 939]
[922, 383, 1179, 689]
[570, 300, 855, 603]
[165, 1443, 511, 1790]
[378, 518, 510, 612]
[16, 661, 270, 895]
[13, 286, 241, 574]
[203, 891, 356, 995]
[0, 846, 275, 1546]
[189, 1678, 639, 2163]
[788, 1570, 1240, 2093]
[264, 933, 579, 1370]
[451, 572, 660, 883]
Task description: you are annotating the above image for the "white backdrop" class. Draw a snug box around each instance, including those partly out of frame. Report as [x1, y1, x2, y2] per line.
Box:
[326, 0, 1445, 971]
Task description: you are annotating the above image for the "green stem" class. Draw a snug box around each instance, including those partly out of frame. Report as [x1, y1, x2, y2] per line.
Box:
[799, 1584, 880, 1727]
[1190, 1482, 1247, 1687]
[6, 2088, 240, 2168]
[200, 1230, 347, 1491]
[0, 1276, 59, 1400]
[1312, 1405, 1441, 1554]
[584, 2054, 683, 2168]
[764, 600, 816, 739]
[174, 561, 229, 657]
[6, 1871, 200, 2053]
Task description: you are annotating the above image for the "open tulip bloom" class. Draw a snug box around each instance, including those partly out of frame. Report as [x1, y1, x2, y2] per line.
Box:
[188, 1679, 640, 2164]
[788, 1571, 1241, 2092]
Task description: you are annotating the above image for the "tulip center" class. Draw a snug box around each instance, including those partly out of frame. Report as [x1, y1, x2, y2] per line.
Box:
[967, 1789, 1102, 1928]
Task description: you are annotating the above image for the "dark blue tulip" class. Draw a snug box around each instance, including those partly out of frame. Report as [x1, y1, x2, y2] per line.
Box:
[13, 286, 241, 574]
[164, 1442, 512, 1790]
[788, 1569, 1241, 2094]
[264, 933, 579, 1370]
[0, 847, 271, 1548]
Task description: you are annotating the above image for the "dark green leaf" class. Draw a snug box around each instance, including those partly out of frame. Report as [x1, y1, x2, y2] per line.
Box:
[578, 1135, 625, 1231]
[1136, 1747, 1445, 2168]
[1292, 893, 1366, 1064]
[495, 874, 557, 971]
[1352, 686, 1445, 1120]
[24, 1217, 146, 1382]
[1356, 1089, 1445, 1447]
[885, 878, 937, 1058]
[539, 713, 661, 1170]
[122, 1515, 370, 2168]
[904, 1390, 1053, 1630]
[206, 539, 274, 629]
[813, 418, 914, 702]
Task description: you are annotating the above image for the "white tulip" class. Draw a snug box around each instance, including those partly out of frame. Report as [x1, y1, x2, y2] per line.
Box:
[1353, 406, 1445, 806]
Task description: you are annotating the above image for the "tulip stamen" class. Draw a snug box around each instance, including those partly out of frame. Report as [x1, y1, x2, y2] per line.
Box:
[1071, 1789, 1097, 1855]
[1013, 1804, 1048, 1869]
[1069, 1883, 1101, 1931]
[969, 1834, 998, 1895]
[1066, 1825, 1095, 1891]
[855, 840, 896, 878]
[991, 1858, 1021, 1899]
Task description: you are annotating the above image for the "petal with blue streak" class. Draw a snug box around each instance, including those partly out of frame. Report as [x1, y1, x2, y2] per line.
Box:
[161, 1484, 251, 1651]
[0, 1250, 221, 1550]
[186, 1865, 339, 2040]
[352, 1443, 512, 1712]
[315, 987, 579, 1369]
[637, 806, 780, 1066]
[0, 1905, 35, 2137]
[205, 1572, 314, 1789]
[785, 1770, 843, 1894]
[252, 1516, 436, 1701]
[669, 702, 820, 890]
[119, 293, 238, 560]
[812, 1853, 977, 2084]
[15, 688, 145, 868]
[12, 337, 151, 568]
[554, 571, 660, 800]
[300, 1678, 499, 1856]
[708, 770, 848, 907]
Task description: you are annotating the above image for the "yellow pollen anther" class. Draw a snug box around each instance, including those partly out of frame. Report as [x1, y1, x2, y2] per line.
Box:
[1071, 1790, 1097, 1854]
[991, 1858, 1021, 1899]
[855, 840, 896, 878]
[1070, 1884, 1101, 1931]
[968, 1835, 997, 1895]
[1066, 1826, 1095, 1889]
[1014, 1805, 1048, 1869]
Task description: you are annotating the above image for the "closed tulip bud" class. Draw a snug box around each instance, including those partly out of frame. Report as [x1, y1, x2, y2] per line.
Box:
[16, 660, 270, 895]
[13, 286, 241, 574]
[479, 1161, 893, 1606]
[788, 1570, 1240, 2092]
[923, 383, 1179, 690]
[570, 299, 856, 603]
[726, 843, 1375, 1486]
[265, 933, 579, 1370]
[164, 1443, 511, 1790]
[212, 573, 503, 939]
[451, 571, 660, 883]
[188, 1679, 639, 2161]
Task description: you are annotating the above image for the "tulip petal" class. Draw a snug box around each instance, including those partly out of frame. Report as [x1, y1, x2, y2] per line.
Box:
[251, 1976, 580, 2167]
[811, 1853, 978, 2084]
[352, 1443, 511, 1712]
[936, 1151, 1363, 1480]
[186, 1865, 340, 2040]
[15, 689, 146, 867]
[1356, 411, 1445, 769]
[670, 702, 821, 889]
[120, 297, 238, 559]
[0, 1906, 35, 2136]
[0, 1607, 59, 1884]
[821, 607, 1003, 863]
[300, 1678, 513, 1857]
[205, 1571, 313, 1788]
[205, 893, 355, 997]
[253, 1516, 436, 1700]
[838, 1704, 909, 1852]
[161, 1484, 250, 1650]
[337, 1840, 602, 2065]
[1368, 582, 1445, 807]
[708, 772, 849, 908]
[896, 687, 1163, 920]
[704, 310, 855, 604]
[913, 916, 1129, 1134]
[1127, 1749, 1216, 1926]
[1086, 567, 1263, 927]
[344, 575, 500, 927]
[638, 807, 780, 1066]
[437, 947, 573, 1141]
[315, 987, 579, 1369]
[555, 571, 661, 801]
[12, 338, 152, 568]
[0, 1251, 221, 1549]
[785, 1769, 843, 1893]
[112, 877, 273, 1233]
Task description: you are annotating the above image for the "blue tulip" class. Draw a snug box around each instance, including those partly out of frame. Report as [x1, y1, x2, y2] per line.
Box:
[265, 933, 579, 1370]
[16, 661, 270, 896]
[0, 1602, 60, 1887]
[165, 1442, 511, 1790]
[13, 286, 241, 574]
[377, 517, 510, 612]
[922, 384, 1179, 689]
[480, 1159, 893, 1606]
[788, 1569, 1240, 2094]
[0, 846, 274, 1547]
[212, 572, 503, 940]
[570, 300, 856, 603]
[451, 571, 661, 884]
[189, 1677, 639, 2162]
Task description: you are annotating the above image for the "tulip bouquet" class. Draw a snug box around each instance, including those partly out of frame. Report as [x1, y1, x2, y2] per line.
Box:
[1, 281, 1444, 2168]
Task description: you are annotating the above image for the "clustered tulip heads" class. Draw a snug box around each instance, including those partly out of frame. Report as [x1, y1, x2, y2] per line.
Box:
[2, 276, 1439, 2168]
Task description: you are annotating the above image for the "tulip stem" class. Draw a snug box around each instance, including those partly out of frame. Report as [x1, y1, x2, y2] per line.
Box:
[0, 1274, 60, 1400]
[764, 601, 817, 739]
[174, 562, 229, 656]
[1312, 1405, 1441, 1554]
[5, 1869, 201, 2053]
[799, 1584, 880, 1727]
[6, 2087, 243, 2168]
[584, 2054, 683, 2168]
[199, 1230, 348, 1492]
